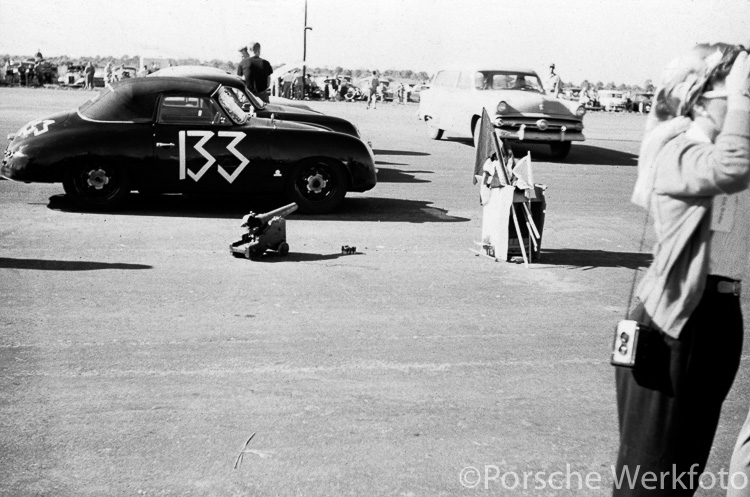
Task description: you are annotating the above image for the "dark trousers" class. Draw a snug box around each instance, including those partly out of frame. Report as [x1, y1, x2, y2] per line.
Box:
[614, 279, 743, 496]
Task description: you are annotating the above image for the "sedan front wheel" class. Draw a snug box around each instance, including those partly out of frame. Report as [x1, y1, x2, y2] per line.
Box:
[62, 163, 131, 210]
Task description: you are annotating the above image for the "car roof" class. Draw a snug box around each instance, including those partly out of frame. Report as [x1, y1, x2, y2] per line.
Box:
[113, 76, 221, 95]
[78, 77, 223, 122]
[149, 66, 243, 89]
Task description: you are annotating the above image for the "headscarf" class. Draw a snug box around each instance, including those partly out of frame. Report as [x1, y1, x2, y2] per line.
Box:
[645, 43, 745, 133]
[632, 43, 745, 207]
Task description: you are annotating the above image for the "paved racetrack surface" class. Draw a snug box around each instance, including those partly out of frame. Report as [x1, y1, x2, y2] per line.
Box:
[1, 88, 749, 496]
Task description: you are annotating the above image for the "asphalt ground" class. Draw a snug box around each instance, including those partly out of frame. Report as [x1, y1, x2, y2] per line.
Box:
[1, 87, 749, 496]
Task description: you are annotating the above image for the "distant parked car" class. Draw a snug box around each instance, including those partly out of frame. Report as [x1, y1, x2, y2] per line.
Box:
[418, 67, 585, 158]
[598, 90, 627, 112]
[58, 65, 86, 86]
[408, 84, 427, 103]
[378, 80, 394, 101]
[563, 87, 582, 101]
[113, 65, 137, 81]
[63, 67, 105, 88]
[631, 92, 653, 113]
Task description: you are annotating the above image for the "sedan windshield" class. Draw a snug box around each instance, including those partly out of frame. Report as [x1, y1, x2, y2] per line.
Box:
[474, 71, 544, 93]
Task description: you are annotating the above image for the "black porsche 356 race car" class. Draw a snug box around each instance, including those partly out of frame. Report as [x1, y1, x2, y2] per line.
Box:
[1, 77, 377, 214]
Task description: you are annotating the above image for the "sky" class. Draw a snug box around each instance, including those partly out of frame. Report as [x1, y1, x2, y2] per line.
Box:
[2, 0, 750, 86]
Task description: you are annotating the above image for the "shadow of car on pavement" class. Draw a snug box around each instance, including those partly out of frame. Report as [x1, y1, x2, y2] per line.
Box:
[0, 257, 152, 271]
[47, 193, 469, 223]
[443, 139, 638, 166]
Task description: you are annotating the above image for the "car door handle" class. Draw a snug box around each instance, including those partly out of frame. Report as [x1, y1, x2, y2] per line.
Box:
[156, 142, 175, 148]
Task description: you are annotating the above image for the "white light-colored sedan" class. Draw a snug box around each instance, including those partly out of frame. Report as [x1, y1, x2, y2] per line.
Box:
[418, 67, 586, 159]
[598, 90, 628, 112]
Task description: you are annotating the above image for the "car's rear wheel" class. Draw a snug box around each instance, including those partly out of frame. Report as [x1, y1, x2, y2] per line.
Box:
[428, 124, 443, 140]
[63, 163, 131, 210]
[285, 160, 348, 214]
[549, 142, 572, 160]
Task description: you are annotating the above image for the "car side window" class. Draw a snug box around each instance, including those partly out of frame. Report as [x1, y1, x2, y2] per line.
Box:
[457, 72, 472, 89]
[434, 70, 459, 88]
[157, 96, 229, 125]
[474, 72, 485, 90]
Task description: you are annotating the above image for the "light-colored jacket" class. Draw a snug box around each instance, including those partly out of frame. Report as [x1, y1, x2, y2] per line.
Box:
[632, 110, 750, 338]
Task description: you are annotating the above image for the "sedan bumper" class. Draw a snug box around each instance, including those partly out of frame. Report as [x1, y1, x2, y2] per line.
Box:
[495, 125, 585, 142]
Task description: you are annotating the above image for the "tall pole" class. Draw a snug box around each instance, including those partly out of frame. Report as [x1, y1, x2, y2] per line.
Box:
[302, 0, 312, 99]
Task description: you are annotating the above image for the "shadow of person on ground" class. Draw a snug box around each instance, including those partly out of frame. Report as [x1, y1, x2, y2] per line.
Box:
[539, 249, 651, 270]
[0, 257, 152, 271]
[48, 194, 469, 223]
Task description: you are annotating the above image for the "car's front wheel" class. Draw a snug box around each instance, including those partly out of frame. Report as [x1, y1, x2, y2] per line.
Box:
[285, 160, 348, 214]
[63, 163, 131, 210]
[549, 142, 572, 160]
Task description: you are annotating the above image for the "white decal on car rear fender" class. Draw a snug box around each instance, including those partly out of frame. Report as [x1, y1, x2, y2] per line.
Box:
[216, 131, 249, 184]
[18, 119, 55, 138]
[179, 130, 216, 182]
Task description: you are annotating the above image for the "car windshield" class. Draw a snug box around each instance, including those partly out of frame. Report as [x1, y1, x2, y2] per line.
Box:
[474, 71, 543, 93]
[229, 85, 265, 110]
[217, 86, 248, 124]
[240, 88, 265, 110]
[224, 87, 258, 119]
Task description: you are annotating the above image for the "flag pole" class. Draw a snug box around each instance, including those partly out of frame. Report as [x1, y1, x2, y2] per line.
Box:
[488, 117, 529, 266]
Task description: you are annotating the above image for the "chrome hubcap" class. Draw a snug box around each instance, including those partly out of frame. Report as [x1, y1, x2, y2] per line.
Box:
[305, 173, 327, 194]
[86, 169, 110, 190]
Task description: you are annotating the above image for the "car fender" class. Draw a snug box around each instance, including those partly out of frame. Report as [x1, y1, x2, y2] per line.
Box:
[265, 129, 376, 192]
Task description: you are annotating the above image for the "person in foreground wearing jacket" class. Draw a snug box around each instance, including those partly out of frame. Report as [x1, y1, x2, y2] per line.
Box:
[614, 43, 750, 496]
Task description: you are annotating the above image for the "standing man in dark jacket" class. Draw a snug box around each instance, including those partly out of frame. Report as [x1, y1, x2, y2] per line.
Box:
[237, 45, 251, 92]
[238, 42, 273, 103]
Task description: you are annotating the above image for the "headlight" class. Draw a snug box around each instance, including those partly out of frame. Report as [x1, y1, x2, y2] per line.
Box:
[536, 119, 548, 131]
[576, 105, 586, 117]
[496, 101, 508, 113]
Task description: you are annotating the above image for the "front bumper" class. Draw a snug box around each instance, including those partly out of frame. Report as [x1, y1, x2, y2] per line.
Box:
[495, 125, 585, 142]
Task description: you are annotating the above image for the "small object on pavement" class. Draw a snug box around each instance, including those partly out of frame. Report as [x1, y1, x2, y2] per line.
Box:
[230, 203, 298, 260]
[341, 245, 357, 255]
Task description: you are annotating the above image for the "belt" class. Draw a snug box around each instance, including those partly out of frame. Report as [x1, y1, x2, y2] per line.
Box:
[706, 275, 742, 296]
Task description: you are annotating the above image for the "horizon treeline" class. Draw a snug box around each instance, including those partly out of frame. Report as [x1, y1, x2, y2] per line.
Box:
[1, 53, 655, 91]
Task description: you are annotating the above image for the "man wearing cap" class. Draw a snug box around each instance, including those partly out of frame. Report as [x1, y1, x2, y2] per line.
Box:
[238, 42, 274, 103]
[545, 63, 561, 98]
